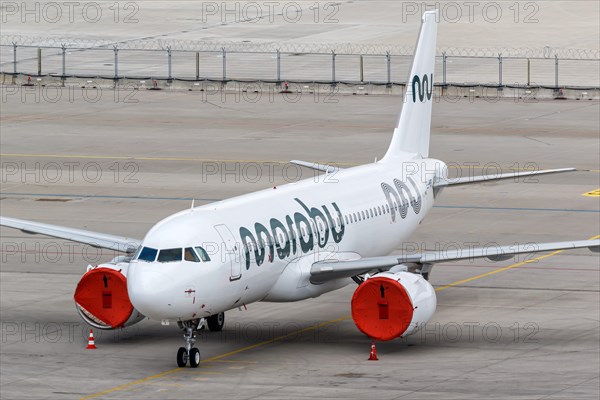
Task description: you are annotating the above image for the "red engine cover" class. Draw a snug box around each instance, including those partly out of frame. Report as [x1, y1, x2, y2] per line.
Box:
[74, 267, 134, 328]
[351, 276, 414, 341]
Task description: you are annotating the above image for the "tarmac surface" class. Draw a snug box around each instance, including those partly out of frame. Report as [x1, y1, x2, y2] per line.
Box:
[2, 1, 599, 51]
[1, 88, 599, 399]
[2, 2, 599, 87]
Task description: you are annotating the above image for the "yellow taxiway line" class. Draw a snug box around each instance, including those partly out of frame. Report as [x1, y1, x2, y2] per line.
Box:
[582, 189, 600, 197]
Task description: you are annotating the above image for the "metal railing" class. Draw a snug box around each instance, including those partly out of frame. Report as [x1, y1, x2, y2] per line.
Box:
[2, 44, 599, 88]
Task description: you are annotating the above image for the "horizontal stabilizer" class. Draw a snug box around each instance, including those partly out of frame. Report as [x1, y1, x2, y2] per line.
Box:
[435, 167, 576, 187]
[290, 160, 343, 173]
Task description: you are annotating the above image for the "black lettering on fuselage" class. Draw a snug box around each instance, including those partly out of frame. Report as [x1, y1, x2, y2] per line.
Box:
[238, 198, 345, 270]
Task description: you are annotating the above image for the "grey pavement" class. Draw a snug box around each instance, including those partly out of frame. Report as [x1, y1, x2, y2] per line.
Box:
[1, 89, 599, 399]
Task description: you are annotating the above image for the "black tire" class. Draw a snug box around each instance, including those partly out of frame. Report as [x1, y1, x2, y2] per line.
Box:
[189, 348, 201, 368]
[176, 347, 188, 367]
[207, 312, 225, 332]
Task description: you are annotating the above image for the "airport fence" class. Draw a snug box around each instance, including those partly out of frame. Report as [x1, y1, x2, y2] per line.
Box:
[1, 43, 599, 89]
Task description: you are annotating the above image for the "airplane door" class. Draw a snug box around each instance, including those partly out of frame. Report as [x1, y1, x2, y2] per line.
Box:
[214, 224, 241, 281]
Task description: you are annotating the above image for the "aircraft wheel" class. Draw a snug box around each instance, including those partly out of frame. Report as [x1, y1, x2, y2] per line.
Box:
[189, 348, 201, 368]
[207, 312, 225, 331]
[176, 347, 188, 367]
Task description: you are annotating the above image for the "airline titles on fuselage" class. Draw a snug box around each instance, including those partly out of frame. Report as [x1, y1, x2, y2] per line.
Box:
[239, 198, 344, 270]
[238, 176, 426, 269]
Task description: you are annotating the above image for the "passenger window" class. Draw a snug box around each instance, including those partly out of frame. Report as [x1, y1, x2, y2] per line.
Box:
[138, 247, 158, 262]
[157, 248, 182, 262]
[344, 215, 349, 224]
[184, 247, 200, 262]
[195, 246, 211, 262]
[369, 209, 374, 218]
[361, 211, 365, 220]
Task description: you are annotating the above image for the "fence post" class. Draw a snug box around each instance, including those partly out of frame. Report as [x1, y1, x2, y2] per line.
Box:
[61, 44, 66, 78]
[498, 53, 502, 87]
[386, 51, 391, 86]
[37, 48, 42, 76]
[167, 46, 172, 80]
[554, 54, 558, 88]
[331, 50, 336, 83]
[196, 52, 200, 80]
[113, 46, 119, 80]
[12, 43, 17, 74]
[442, 51, 447, 86]
[276, 49, 281, 82]
[222, 48, 226, 81]
[359, 55, 364, 82]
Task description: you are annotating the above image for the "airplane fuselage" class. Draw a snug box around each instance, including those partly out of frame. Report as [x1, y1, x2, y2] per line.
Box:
[127, 156, 445, 321]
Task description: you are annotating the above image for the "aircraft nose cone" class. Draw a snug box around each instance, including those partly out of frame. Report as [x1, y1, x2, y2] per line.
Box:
[127, 263, 177, 319]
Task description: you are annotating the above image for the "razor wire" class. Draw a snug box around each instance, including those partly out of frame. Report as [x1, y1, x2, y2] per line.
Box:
[1, 35, 598, 59]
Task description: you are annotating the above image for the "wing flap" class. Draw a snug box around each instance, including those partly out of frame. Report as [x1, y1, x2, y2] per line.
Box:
[310, 239, 599, 283]
[0, 216, 141, 253]
[310, 255, 421, 284]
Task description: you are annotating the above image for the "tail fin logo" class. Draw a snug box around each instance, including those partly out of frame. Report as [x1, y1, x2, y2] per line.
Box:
[411, 73, 433, 103]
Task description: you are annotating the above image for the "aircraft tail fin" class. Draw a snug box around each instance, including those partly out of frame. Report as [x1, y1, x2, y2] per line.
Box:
[382, 10, 438, 161]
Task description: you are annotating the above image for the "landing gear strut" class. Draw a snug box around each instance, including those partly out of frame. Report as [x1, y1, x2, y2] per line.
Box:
[177, 319, 201, 368]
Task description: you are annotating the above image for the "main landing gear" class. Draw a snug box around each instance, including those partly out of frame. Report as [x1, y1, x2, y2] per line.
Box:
[176, 312, 225, 368]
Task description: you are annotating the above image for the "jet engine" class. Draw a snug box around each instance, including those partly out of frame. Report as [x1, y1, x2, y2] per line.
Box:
[351, 271, 436, 340]
[74, 261, 145, 330]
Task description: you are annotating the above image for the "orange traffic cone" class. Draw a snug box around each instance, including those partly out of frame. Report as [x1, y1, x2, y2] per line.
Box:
[86, 329, 97, 350]
[368, 341, 378, 360]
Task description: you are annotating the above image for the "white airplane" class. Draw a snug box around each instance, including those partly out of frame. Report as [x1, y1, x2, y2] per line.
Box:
[1, 11, 598, 368]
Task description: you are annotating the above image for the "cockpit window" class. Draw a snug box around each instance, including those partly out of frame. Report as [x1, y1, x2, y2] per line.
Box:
[157, 248, 182, 262]
[195, 246, 211, 262]
[184, 247, 200, 262]
[138, 247, 158, 262]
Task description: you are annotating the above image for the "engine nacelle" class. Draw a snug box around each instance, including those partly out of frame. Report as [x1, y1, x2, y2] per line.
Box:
[74, 262, 145, 330]
[351, 271, 436, 340]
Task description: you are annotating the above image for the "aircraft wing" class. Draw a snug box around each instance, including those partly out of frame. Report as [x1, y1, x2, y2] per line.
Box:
[310, 239, 600, 284]
[0, 216, 141, 253]
[434, 167, 575, 187]
[290, 160, 343, 173]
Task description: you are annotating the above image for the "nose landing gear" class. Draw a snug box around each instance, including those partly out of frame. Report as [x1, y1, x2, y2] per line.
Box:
[176, 319, 201, 368]
[175, 313, 226, 367]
